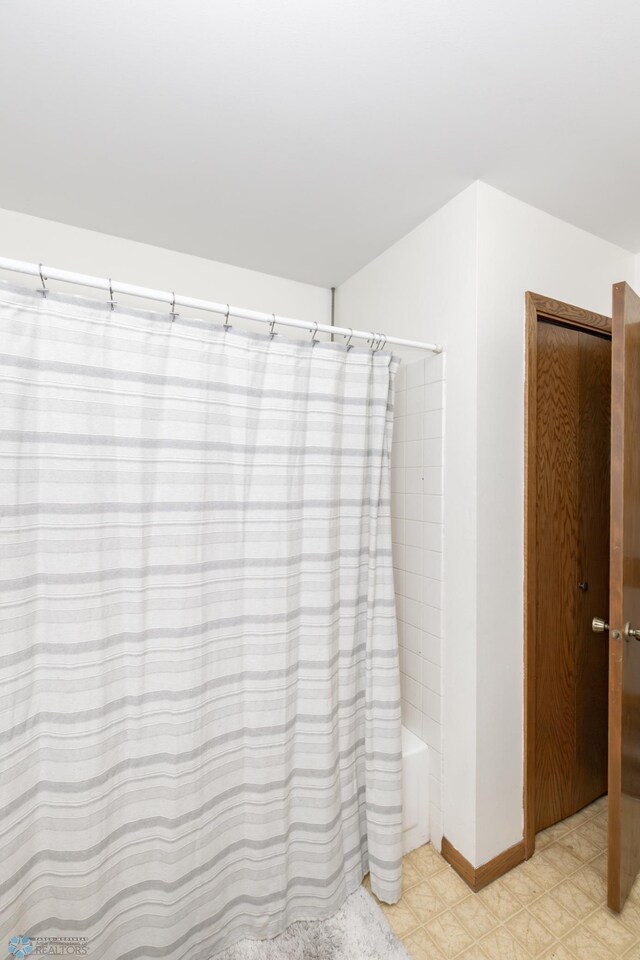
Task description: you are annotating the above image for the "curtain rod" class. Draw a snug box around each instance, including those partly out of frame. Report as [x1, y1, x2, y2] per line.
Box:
[0, 256, 442, 354]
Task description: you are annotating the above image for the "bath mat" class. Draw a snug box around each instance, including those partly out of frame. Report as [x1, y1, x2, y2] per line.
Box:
[212, 887, 410, 960]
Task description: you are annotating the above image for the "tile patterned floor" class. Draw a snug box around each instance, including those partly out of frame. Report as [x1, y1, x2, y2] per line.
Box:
[367, 797, 640, 959]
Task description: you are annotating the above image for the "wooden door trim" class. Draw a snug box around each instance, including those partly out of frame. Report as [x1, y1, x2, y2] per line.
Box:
[524, 292, 611, 859]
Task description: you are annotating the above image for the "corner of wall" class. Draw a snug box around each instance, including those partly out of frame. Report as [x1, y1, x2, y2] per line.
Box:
[335, 183, 486, 867]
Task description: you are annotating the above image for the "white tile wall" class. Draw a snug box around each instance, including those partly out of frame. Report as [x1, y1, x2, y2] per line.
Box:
[392, 352, 445, 849]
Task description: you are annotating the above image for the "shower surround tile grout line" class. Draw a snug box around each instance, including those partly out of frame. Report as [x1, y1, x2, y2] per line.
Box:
[392, 354, 445, 849]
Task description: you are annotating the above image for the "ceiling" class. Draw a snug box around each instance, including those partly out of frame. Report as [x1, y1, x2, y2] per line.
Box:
[1, 1, 639, 287]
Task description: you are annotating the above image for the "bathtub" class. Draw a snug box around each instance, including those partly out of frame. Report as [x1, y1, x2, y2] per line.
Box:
[401, 725, 430, 854]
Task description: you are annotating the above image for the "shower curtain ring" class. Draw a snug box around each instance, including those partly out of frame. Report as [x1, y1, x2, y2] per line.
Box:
[269, 314, 278, 339]
[169, 292, 178, 322]
[344, 328, 353, 350]
[310, 321, 319, 344]
[38, 263, 48, 297]
[107, 279, 116, 311]
[377, 333, 387, 352]
[224, 304, 231, 330]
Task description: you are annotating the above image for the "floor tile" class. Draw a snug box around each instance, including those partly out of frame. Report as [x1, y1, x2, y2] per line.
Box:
[380, 898, 421, 938]
[564, 807, 597, 830]
[527, 892, 578, 939]
[403, 857, 425, 892]
[539, 844, 584, 877]
[403, 925, 446, 960]
[539, 945, 576, 960]
[506, 908, 557, 956]
[383, 799, 640, 960]
[584, 906, 637, 954]
[403, 879, 448, 923]
[619, 899, 640, 935]
[539, 819, 572, 844]
[431, 867, 472, 907]
[535, 829, 555, 851]
[551, 878, 599, 921]
[589, 852, 607, 879]
[522, 856, 564, 891]
[477, 879, 523, 922]
[562, 927, 616, 959]
[505, 860, 561, 904]
[480, 926, 531, 960]
[557, 830, 602, 864]
[452, 895, 500, 939]
[572, 864, 607, 903]
[501, 863, 545, 905]
[426, 910, 476, 958]
[458, 947, 491, 960]
[407, 844, 448, 879]
[628, 873, 640, 906]
[578, 818, 608, 850]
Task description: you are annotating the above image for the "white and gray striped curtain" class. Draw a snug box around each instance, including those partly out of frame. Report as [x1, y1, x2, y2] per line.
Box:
[0, 282, 402, 960]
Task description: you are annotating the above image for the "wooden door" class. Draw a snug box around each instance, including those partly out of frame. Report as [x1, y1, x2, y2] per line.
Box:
[608, 282, 640, 911]
[534, 319, 610, 832]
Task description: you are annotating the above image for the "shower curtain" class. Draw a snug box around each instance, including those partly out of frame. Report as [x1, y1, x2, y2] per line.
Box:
[0, 281, 402, 960]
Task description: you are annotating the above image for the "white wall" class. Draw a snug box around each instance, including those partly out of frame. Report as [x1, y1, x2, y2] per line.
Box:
[392, 352, 445, 848]
[0, 207, 330, 325]
[338, 181, 637, 869]
[473, 183, 635, 864]
[336, 183, 480, 860]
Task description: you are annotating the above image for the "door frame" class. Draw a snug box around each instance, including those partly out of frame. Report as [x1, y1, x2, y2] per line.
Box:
[523, 292, 612, 858]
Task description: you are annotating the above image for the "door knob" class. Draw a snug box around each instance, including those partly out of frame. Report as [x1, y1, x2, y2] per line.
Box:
[592, 617, 609, 633]
[624, 622, 640, 641]
[578, 581, 589, 592]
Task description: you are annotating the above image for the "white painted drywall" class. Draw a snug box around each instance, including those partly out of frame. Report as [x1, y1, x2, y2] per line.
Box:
[0, 207, 330, 325]
[336, 183, 480, 860]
